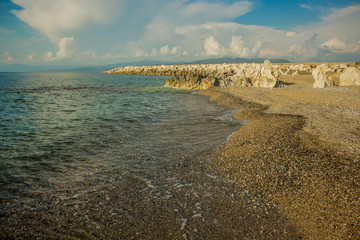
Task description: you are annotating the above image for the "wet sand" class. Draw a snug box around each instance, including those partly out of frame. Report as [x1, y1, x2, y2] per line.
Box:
[200, 74, 360, 239]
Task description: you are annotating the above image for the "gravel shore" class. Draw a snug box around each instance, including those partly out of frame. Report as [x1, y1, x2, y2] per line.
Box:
[200, 74, 360, 239]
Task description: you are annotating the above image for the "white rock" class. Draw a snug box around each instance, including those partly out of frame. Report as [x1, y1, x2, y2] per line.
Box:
[260, 68, 278, 88]
[264, 60, 272, 70]
[312, 65, 334, 88]
[339, 67, 360, 86]
[340, 64, 348, 69]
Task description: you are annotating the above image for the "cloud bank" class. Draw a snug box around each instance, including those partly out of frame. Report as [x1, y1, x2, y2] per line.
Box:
[5, 0, 360, 64]
[11, 0, 120, 41]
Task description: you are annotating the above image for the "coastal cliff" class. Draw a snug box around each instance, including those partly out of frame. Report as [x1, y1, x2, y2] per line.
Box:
[104, 61, 359, 89]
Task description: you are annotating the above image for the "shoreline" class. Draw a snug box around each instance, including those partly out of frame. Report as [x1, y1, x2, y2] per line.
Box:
[105, 62, 360, 238]
[199, 75, 359, 239]
[104, 62, 360, 90]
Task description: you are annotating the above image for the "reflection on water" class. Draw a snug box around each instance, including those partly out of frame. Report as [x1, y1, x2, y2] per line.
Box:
[0, 72, 298, 239]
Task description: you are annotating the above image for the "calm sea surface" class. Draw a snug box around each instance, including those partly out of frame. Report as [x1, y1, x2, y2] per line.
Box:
[0, 72, 294, 239]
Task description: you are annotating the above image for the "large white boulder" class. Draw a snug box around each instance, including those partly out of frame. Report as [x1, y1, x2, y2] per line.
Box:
[260, 60, 278, 88]
[258, 68, 278, 88]
[312, 64, 334, 88]
[339, 67, 360, 86]
[264, 60, 272, 70]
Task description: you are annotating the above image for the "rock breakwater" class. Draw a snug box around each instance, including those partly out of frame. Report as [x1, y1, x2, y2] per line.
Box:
[104, 61, 360, 89]
[104, 61, 283, 89]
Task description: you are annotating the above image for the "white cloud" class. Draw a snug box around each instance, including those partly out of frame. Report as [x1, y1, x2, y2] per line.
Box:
[56, 37, 76, 58]
[131, 1, 252, 55]
[300, 4, 313, 11]
[204, 36, 225, 56]
[127, 44, 148, 58]
[230, 36, 250, 57]
[1, 52, 13, 62]
[321, 5, 360, 21]
[171, 46, 181, 55]
[288, 44, 302, 56]
[322, 37, 349, 53]
[286, 31, 297, 37]
[150, 48, 157, 57]
[181, 1, 252, 20]
[160, 45, 170, 55]
[175, 22, 240, 37]
[9, 0, 360, 64]
[148, 3, 360, 61]
[27, 54, 34, 60]
[43, 36, 77, 61]
[290, 4, 360, 61]
[252, 40, 263, 56]
[158, 45, 181, 56]
[11, 0, 121, 41]
[24, 53, 42, 63]
[43, 51, 54, 62]
[353, 40, 360, 53]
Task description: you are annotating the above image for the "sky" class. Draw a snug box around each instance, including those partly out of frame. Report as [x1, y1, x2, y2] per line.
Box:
[0, 0, 360, 66]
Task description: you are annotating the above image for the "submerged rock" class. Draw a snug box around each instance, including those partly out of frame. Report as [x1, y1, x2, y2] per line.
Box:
[339, 67, 360, 86]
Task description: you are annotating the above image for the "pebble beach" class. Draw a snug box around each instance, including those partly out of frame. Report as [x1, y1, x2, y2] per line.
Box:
[105, 62, 360, 239]
[3, 65, 357, 239]
[200, 72, 360, 239]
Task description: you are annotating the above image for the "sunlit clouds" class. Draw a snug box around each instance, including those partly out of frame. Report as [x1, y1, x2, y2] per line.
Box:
[11, 0, 120, 41]
[43, 36, 77, 61]
[1, 0, 359, 65]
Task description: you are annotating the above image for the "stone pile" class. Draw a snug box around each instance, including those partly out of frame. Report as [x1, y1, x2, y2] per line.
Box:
[339, 67, 360, 86]
[104, 61, 282, 90]
[278, 64, 312, 76]
[104, 61, 360, 90]
[310, 63, 360, 88]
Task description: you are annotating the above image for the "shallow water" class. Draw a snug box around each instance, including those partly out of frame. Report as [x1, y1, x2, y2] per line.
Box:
[0, 72, 296, 239]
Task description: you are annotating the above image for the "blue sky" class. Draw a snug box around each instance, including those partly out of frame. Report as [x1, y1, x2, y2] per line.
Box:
[1, 0, 359, 66]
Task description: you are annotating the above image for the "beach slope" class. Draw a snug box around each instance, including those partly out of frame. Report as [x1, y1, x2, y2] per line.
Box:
[105, 63, 360, 239]
[201, 74, 360, 239]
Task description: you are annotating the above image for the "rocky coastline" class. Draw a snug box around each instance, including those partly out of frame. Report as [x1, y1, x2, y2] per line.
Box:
[105, 62, 360, 239]
[104, 61, 360, 90]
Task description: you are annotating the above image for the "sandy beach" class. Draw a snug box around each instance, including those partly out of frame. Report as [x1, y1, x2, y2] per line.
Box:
[200, 73, 360, 239]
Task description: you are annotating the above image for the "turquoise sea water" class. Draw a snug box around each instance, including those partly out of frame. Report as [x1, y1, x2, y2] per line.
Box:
[0, 72, 240, 196]
[0, 72, 294, 239]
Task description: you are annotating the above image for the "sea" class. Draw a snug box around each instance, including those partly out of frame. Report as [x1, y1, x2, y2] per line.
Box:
[0, 72, 291, 239]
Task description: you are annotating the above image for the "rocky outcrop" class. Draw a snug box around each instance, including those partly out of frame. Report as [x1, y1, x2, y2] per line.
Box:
[104, 62, 359, 90]
[339, 67, 360, 86]
[312, 64, 335, 88]
[104, 61, 282, 90]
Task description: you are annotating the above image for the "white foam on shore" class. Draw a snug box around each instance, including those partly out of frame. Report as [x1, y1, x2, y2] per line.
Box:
[225, 130, 238, 143]
[213, 109, 242, 122]
[214, 108, 247, 144]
